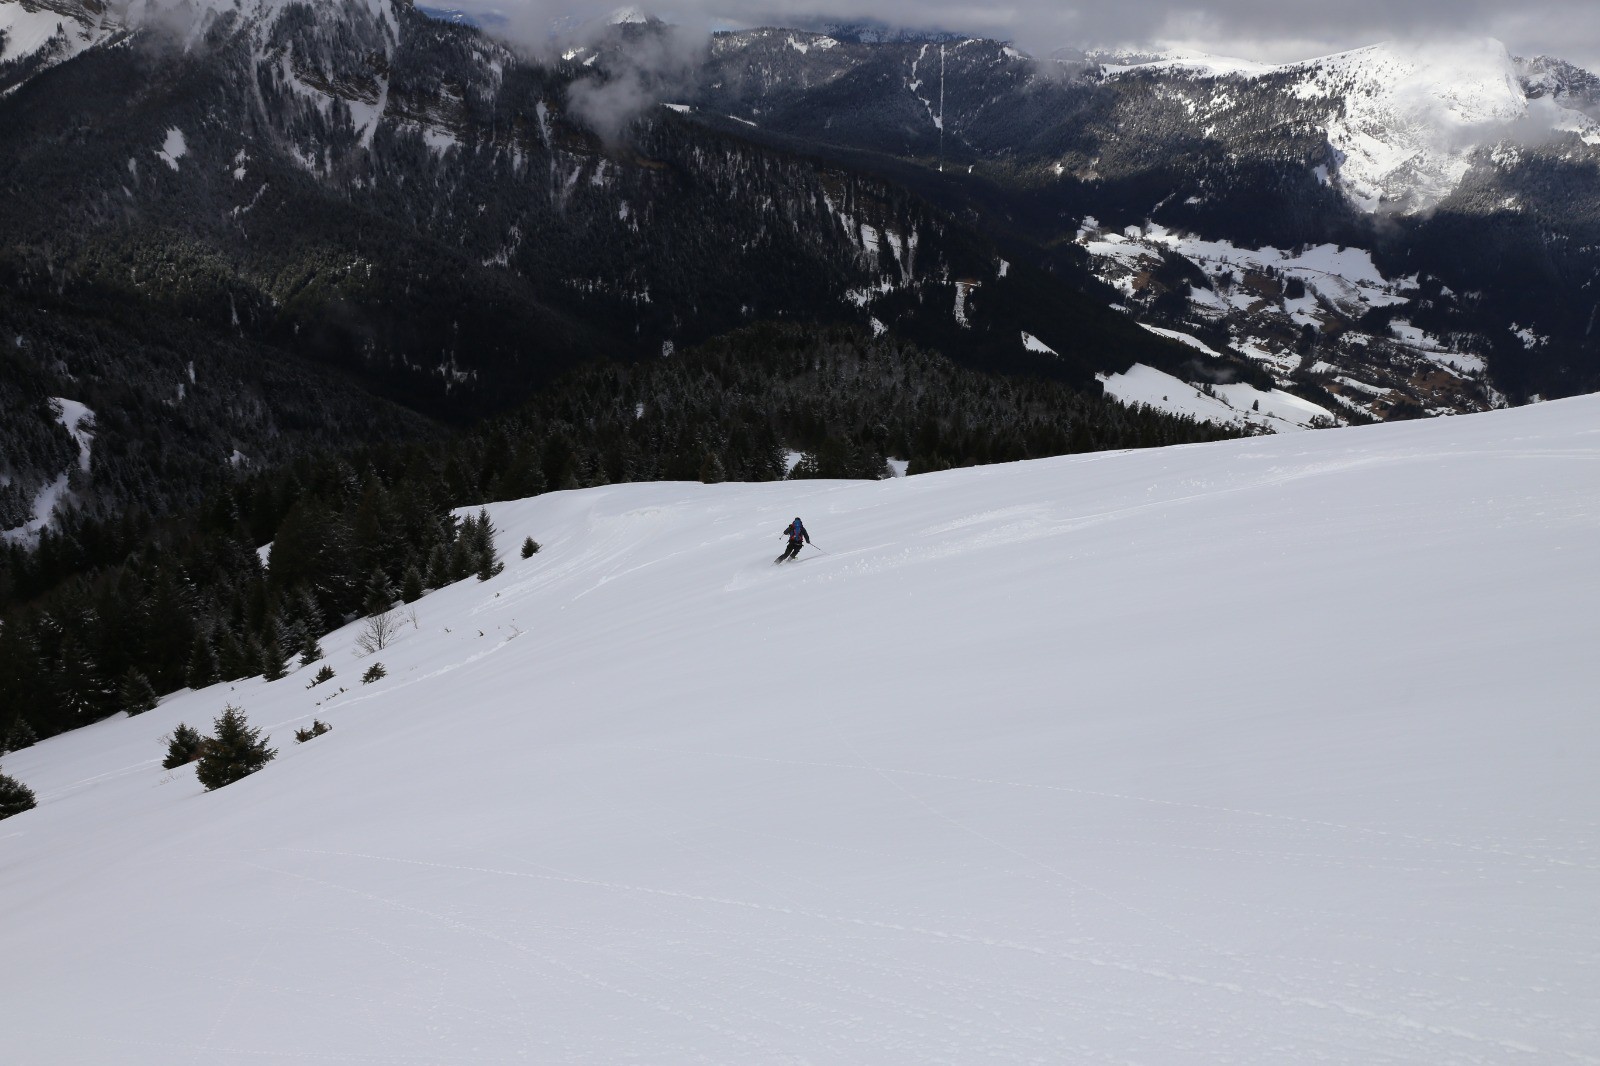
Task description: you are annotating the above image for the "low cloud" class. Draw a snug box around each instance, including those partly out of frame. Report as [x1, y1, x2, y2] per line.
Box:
[564, 21, 710, 143]
[482, 4, 711, 141]
[464, 0, 1600, 73]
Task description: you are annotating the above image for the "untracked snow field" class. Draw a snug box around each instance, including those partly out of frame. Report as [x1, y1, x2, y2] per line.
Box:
[3, 399, 1599, 1063]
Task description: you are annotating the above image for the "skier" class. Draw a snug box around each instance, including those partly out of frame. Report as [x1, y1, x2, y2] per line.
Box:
[776, 516, 810, 563]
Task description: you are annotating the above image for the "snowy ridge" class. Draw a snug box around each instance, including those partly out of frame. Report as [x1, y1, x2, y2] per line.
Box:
[1100, 38, 1600, 212]
[0, 0, 117, 88]
[1094, 47, 1276, 79]
[3, 400, 1598, 1061]
[1, 0, 403, 97]
[1287, 40, 1541, 212]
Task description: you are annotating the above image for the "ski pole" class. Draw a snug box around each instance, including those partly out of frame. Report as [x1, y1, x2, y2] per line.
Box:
[806, 542, 829, 556]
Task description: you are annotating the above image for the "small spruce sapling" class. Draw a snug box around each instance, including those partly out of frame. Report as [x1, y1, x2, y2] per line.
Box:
[294, 720, 332, 743]
[161, 723, 206, 769]
[0, 770, 38, 820]
[307, 664, 335, 688]
[194, 705, 276, 791]
[362, 662, 386, 684]
[520, 536, 541, 559]
[299, 633, 325, 667]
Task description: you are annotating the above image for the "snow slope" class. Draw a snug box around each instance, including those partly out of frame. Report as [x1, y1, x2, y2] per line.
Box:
[3, 399, 1599, 1063]
[1100, 361, 1333, 432]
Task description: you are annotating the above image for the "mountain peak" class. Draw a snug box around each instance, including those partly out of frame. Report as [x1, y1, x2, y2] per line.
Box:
[607, 5, 652, 26]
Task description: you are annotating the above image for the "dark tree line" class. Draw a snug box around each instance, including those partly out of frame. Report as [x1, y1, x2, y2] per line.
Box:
[0, 324, 1235, 745]
[0, 448, 499, 746]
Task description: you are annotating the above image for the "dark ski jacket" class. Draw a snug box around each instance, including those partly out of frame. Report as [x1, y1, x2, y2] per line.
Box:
[784, 519, 810, 545]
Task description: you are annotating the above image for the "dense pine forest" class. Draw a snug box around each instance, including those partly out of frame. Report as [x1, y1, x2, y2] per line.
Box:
[0, 324, 1236, 747]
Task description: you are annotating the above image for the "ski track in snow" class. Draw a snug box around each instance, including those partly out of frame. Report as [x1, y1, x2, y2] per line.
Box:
[2, 399, 1599, 1062]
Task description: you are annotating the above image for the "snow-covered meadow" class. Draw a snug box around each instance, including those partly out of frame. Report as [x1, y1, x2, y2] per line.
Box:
[3, 398, 1598, 1063]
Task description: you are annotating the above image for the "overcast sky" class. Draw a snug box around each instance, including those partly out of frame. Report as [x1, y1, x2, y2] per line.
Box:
[461, 1, 1600, 72]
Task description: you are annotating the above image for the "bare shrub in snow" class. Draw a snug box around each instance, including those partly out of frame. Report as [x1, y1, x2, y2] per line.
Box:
[355, 609, 400, 655]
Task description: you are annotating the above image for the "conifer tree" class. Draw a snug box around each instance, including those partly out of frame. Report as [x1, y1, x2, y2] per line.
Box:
[425, 543, 450, 588]
[161, 724, 206, 769]
[0, 625, 47, 741]
[294, 586, 325, 637]
[468, 509, 496, 556]
[0, 770, 37, 820]
[244, 636, 269, 679]
[261, 638, 288, 681]
[55, 633, 111, 726]
[118, 668, 160, 715]
[5, 717, 37, 752]
[467, 510, 502, 580]
[361, 567, 396, 616]
[448, 536, 474, 582]
[520, 536, 540, 559]
[274, 614, 307, 665]
[299, 632, 325, 667]
[351, 482, 400, 576]
[476, 553, 504, 582]
[186, 635, 219, 689]
[294, 720, 332, 743]
[194, 705, 277, 791]
[400, 564, 424, 603]
[216, 629, 250, 681]
[270, 499, 355, 616]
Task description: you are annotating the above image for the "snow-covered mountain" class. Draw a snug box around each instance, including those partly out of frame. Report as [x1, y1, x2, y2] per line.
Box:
[3, 397, 1597, 1061]
[8, 0, 1206, 533]
[0, 0, 405, 98]
[1097, 38, 1600, 214]
[4, 0, 1600, 538]
[0, 0, 117, 84]
[678, 27, 1600, 403]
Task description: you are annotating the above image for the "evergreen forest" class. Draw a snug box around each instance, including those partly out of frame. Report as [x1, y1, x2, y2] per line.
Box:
[0, 324, 1236, 746]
